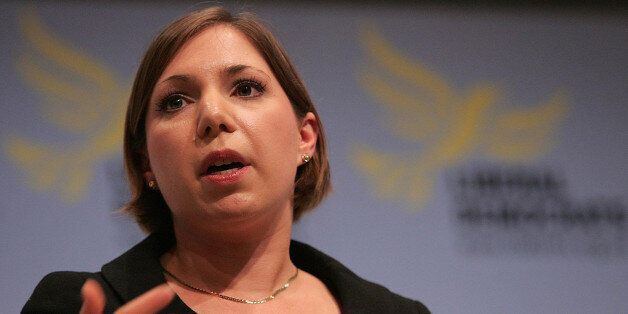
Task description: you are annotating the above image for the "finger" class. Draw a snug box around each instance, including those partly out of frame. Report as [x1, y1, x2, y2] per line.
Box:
[80, 279, 106, 314]
[115, 284, 175, 314]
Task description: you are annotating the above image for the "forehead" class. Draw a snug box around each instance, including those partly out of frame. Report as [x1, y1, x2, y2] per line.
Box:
[160, 24, 270, 78]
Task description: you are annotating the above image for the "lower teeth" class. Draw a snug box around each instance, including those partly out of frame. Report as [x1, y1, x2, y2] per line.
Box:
[210, 168, 240, 175]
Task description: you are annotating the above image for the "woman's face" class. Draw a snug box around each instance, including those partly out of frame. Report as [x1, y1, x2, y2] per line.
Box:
[143, 25, 317, 230]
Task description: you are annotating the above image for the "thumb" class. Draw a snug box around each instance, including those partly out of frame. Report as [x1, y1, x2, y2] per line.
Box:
[79, 279, 106, 314]
[115, 284, 174, 314]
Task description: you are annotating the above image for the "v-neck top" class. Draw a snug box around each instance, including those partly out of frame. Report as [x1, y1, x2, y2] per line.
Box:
[23, 232, 430, 313]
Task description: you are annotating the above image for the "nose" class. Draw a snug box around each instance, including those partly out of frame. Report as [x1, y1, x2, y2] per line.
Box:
[196, 95, 235, 140]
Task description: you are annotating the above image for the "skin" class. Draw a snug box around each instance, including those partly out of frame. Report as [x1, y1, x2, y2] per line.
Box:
[81, 25, 339, 313]
[80, 280, 174, 314]
[145, 24, 310, 242]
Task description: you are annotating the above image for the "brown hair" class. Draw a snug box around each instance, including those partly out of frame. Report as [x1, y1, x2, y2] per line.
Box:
[123, 7, 331, 233]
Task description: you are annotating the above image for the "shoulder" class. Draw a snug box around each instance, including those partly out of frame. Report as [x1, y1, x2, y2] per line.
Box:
[335, 270, 430, 313]
[22, 271, 96, 313]
[327, 264, 430, 313]
[291, 240, 430, 314]
[22, 233, 175, 313]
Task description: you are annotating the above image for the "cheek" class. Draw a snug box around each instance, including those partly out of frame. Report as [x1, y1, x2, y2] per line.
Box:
[254, 110, 300, 168]
[146, 119, 195, 176]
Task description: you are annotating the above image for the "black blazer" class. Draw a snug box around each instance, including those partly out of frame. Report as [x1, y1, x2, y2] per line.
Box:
[23, 232, 430, 313]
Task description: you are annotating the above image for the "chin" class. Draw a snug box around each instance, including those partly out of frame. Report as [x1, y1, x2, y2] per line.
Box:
[208, 206, 259, 221]
[202, 194, 261, 219]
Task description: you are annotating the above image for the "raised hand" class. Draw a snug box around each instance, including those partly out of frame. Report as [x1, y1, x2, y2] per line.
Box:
[79, 279, 175, 314]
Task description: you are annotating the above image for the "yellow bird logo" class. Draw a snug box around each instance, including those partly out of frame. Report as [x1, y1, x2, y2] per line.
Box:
[4, 8, 128, 202]
[351, 26, 568, 210]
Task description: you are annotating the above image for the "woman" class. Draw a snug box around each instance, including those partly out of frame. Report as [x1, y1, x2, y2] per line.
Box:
[23, 7, 429, 313]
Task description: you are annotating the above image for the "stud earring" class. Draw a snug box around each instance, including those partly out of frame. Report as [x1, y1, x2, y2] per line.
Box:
[148, 180, 159, 190]
[301, 154, 311, 164]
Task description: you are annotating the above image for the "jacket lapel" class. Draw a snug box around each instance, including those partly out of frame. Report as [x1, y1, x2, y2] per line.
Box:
[100, 232, 173, 302]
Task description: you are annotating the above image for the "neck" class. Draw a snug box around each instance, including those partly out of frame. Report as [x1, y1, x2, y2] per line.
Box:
[161, 206, 295, 298]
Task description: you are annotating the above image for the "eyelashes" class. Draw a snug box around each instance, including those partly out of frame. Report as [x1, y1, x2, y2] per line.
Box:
[231, 77, 266, 98]
[155, 77, 267, 113]
[156, 92, 189, 112]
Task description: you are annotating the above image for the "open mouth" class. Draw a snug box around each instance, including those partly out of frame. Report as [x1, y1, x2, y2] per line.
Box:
[206, 161, 245, 175]
[200, 149, 249, 183]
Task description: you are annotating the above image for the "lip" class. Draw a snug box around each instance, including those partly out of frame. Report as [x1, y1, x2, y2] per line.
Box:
[200, 149, 250, 185]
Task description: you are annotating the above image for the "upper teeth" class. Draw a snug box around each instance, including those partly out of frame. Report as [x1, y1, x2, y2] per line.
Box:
[214, 161, 230, 167]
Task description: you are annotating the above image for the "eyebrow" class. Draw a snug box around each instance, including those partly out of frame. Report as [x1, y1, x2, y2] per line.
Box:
[225, 64, 249, 76]
[157, 64, 269, 85]
[158, 74, 192, 85]
[224, 64, 271, 79]
[224, 64, 272, 84]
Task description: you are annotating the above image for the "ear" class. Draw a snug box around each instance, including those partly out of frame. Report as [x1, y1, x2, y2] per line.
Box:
[297, 112, 318, 165]
[143, 170, 155, 184]
[139, 150, 155, 183]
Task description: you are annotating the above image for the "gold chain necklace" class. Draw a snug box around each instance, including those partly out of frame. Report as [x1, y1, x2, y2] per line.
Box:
[161, 267, 298, 304]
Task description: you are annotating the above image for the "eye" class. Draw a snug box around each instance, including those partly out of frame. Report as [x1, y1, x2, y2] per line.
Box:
[157, 93, 189, 112]
[232, 79, 265, 98]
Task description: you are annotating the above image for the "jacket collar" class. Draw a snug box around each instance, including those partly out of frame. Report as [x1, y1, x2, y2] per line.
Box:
[100, 232, 391, 312]
[101, 231, 174, 302]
